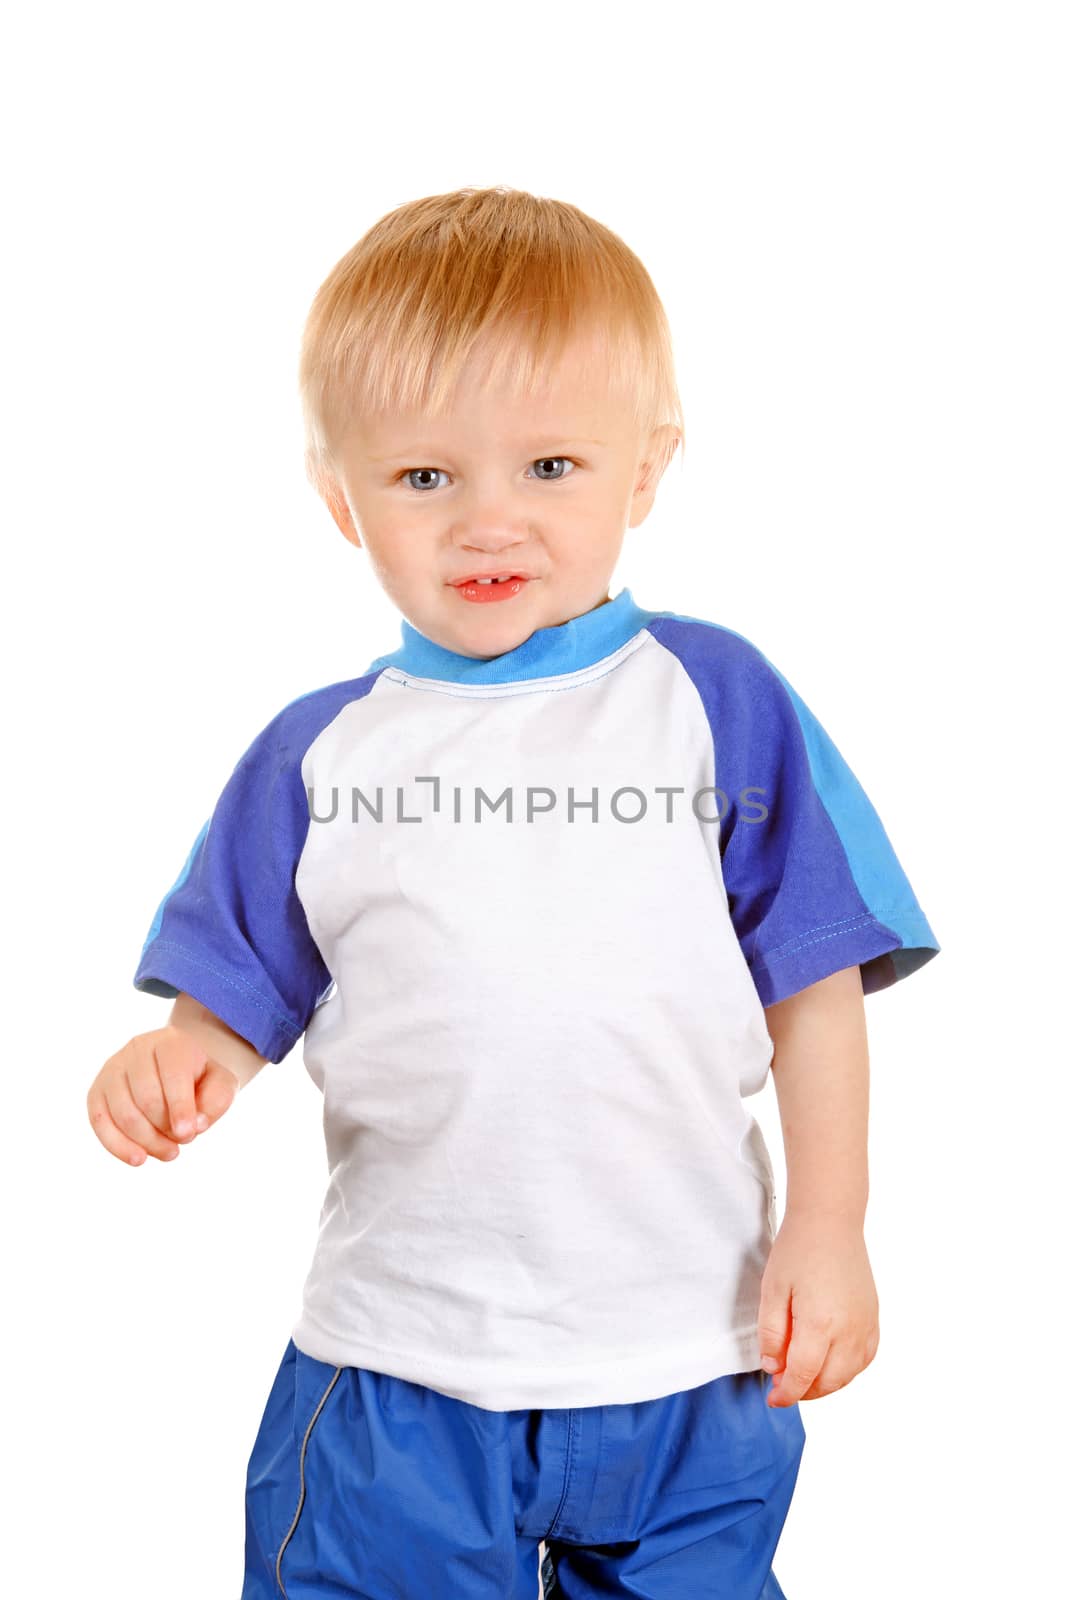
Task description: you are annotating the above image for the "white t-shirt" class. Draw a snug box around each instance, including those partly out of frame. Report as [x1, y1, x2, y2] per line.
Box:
[134, 587, 939, 1410]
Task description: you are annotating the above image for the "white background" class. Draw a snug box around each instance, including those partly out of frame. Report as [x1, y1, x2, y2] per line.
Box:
[4, 2, 1063, 1594]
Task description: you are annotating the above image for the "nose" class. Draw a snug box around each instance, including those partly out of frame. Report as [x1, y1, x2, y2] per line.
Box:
[455, 518, 531, 556]
[450, 479, 539, 558]
[458, 535, 529, 559]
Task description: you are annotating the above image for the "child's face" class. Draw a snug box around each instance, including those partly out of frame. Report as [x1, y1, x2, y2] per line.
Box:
[320, 328, 675, 659]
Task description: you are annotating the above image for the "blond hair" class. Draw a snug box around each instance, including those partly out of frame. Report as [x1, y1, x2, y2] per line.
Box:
[298, 186, 685, 499]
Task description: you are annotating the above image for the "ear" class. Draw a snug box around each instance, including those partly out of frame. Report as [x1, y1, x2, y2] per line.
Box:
[630, 425, 681, 528]
[320, 471, 362, 548]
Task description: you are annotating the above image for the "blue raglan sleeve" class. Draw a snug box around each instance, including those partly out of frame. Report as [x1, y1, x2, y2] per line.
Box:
[131, 706, 333, 1062]
[711, 639, 941, 1007]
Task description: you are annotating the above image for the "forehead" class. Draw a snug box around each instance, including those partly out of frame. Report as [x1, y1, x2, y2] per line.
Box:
[348, 327, 631, 455]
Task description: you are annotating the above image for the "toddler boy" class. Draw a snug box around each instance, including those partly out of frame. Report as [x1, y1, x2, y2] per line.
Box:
[90, 187, 940, 1599]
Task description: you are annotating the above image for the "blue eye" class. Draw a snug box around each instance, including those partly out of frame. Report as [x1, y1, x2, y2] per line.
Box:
[403, 468, 445, 492]
[531, 457, 575, 482]
[399, 457, 577, 493]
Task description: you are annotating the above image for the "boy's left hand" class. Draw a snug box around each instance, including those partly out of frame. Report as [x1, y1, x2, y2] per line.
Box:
[757, 1212, 879, 1407]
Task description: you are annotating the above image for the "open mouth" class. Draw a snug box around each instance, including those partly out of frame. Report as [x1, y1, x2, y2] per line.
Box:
[451, 574, 532, 603]
[450, 572, 531, 585]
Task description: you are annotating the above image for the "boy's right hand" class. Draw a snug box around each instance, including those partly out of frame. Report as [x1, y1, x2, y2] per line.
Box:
[87, 1026, 240, 1167]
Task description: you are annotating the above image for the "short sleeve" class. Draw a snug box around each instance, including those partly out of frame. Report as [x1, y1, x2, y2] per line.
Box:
[713, 646, 941, 1007]
[132, 709, 334, 1063]
[646, 614, 941, 1009]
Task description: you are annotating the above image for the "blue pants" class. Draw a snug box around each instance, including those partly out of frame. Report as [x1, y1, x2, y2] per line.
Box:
[243, 1338, 805, 1598]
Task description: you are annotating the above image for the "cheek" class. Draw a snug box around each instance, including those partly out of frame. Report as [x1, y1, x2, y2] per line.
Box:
[359, 522, 418, 577]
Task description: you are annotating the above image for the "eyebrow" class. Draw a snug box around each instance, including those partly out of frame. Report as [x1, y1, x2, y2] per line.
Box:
[368, 438, 606, 462]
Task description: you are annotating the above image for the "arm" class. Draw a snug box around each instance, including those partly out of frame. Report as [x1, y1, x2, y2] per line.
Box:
[167, 991, 269, 1091]
[758, 964, 880, 1406]
[765, 963, 870, 1223]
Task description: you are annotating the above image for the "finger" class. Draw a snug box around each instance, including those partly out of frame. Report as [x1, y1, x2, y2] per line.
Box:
[92, 1078, 181, 1165]
[769, 1328, 828, 1407]
[155, 1030, 209, 1140]
[804, 1343, 870, 1399]
[115, 1071, 185, 1160]
[757, 1290, 790, 1374]
[193, 1061, 240, 1130]
[123, 1034, 183, 1140]
[802, 1360, 852, 1399]
[87, 1087, 154, 1167]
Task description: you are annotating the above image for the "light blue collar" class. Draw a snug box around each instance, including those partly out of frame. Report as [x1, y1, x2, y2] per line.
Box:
[366, 587, 658, 686]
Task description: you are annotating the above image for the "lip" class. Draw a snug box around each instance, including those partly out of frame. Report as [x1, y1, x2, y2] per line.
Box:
[447, 570, 536, 586]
